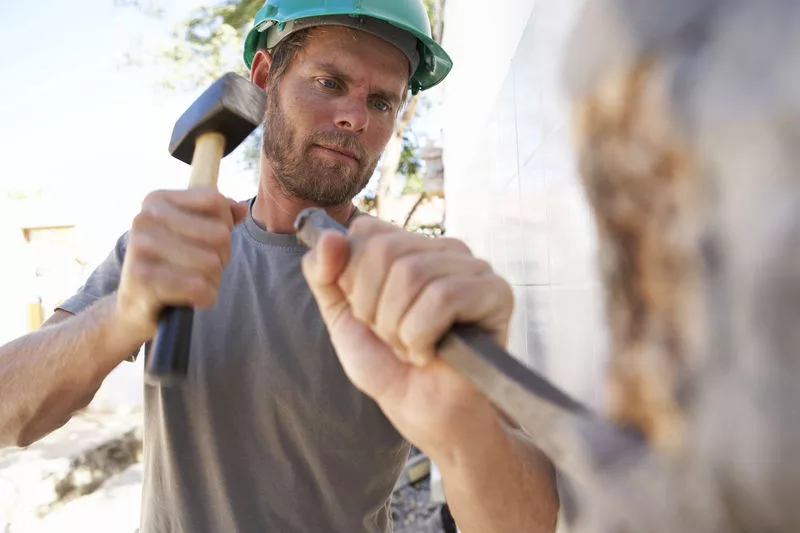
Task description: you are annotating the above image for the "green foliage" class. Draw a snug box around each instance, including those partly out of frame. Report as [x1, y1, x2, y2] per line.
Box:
[402, 173, 424, 195]
[118, 0, 261, 91]
[398, 136, 421, 180]
[118, 0, 444, 181]
[399, 145, 423, 195]
[408, 223, 445, 238]
[180, 0, 262, 54]
[355, 194, 378, 215]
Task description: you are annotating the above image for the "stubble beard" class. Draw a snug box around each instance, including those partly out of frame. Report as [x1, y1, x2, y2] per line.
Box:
[262, 87, 379, 207]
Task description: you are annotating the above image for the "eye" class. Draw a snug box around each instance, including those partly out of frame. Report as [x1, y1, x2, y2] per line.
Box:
[318, 78, 339, 90]
[372, 100, 391, 112]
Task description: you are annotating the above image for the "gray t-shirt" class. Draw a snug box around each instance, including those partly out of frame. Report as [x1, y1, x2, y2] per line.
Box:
[59, 200, 410, 533]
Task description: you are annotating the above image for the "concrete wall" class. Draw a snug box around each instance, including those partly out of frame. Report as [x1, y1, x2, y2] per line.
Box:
[441, 0, 608, 409]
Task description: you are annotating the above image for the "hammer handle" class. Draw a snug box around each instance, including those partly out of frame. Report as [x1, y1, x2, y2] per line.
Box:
[146, 132, 226, 385]
[189, 132, 226, 188]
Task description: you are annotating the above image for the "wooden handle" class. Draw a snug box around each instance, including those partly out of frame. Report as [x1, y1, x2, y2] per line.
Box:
[145, 131, 226, 386]
[188, 132, 226, 188]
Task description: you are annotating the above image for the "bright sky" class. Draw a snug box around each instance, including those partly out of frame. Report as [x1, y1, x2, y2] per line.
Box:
[0, 0, 443, 263]
[0, 0, 445, 342]
[0, 0, 258, 242]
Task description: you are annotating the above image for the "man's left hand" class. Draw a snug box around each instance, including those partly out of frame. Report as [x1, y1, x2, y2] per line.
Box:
[301, 216, 514, 458]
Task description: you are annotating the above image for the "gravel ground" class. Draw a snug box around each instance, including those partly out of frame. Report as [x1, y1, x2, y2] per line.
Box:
[391, 478, 457, 533]
[6, 427, 454, 533]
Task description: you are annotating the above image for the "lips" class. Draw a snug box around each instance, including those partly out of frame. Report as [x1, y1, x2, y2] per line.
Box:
[315, 144, 359, 162]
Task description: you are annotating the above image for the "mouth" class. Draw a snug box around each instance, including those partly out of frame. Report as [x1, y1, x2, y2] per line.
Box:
[314, 144, 360, 162]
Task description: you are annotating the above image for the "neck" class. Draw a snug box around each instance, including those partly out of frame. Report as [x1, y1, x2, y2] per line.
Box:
[252, 161, 356, 234]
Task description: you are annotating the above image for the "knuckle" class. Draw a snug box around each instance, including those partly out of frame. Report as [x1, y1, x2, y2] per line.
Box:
[213, 235, 232, 267]
[212, 203, 235, 230]
[428, 279, 458, 309]
[351, 304, 371, 324]
[475, 258, 493, 274]
[350, 215, 392, 237]
[207, 188, 225, 202]
[488, 276, 515, 318]
[129, 261, 156, 289]
[202, 189, 226, 209]
[127, 232, 157, 260]
[369, 234, 396, 263]
[131, 210, 151, 231]
[399, 324, 427, 353]
[200, 249, 224, 277]
[142, 189, 163, 206]
[349, 215, 373, 235]
[221, 246, 232, 267]
[194, 281, 218, 309]
[441, 237, 472, 255]
[215, 192, 231, 211]
[394, 254, 426, 286]
[134, 201, 170, 231]
[210, 225, 232, 250]
[184, 276, 207, 303]
[498, 277, 515, 306]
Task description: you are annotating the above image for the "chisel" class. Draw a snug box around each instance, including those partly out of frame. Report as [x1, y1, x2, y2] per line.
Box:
[294, 207, 646, 481]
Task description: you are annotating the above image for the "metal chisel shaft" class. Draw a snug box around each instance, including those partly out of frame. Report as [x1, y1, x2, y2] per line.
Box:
[294, 207, 645, 481]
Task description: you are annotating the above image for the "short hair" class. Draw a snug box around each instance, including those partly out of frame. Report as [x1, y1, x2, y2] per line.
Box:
[263, 28, 312, 93]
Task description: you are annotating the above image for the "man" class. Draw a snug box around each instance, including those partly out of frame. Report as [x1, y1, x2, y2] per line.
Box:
[0, 1, 559, 531]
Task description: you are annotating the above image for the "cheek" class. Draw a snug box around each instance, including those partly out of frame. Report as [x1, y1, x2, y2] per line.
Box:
[366, 120, 397, 152]
[281, 86, 329, 127]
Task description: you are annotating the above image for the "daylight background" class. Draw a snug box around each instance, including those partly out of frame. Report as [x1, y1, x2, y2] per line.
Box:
[0, 1, 604, 531]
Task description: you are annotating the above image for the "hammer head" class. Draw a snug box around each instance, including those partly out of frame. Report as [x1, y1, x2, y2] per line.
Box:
[169, 72, 267, 165]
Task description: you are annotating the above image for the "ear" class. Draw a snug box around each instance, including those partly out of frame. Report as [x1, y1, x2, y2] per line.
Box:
[250, 49, 273, 90]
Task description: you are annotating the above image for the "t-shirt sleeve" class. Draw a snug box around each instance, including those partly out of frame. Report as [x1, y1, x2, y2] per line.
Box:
[56, 231, 140, 362]
[57, 231, 129, 316]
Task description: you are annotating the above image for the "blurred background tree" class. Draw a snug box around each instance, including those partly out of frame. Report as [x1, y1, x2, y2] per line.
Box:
[117, 0, 447, 229]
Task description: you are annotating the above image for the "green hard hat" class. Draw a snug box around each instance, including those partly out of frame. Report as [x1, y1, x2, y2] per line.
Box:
[243, 0, 453, 94]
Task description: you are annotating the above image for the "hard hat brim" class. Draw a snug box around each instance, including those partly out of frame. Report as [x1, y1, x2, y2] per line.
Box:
[243, 13, 452, 94]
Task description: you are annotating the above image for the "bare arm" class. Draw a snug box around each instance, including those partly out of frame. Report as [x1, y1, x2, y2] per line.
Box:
[435, 409, 559, 533]
[0, 297, 145, 448]
[0, 188, 248, 449]
[302, 216, 560, 532]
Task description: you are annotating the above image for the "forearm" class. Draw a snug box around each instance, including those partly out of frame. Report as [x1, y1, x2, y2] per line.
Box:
[0, 294, 145, 448]
[433, 405, 559, 533]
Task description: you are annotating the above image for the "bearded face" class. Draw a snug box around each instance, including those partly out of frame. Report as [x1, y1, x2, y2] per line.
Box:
[261, 84, 383, 207]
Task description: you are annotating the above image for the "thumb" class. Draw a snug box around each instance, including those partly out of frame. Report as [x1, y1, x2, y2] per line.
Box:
[228, 199, 249, 225]
[302, 231, 409, 402]
[301, 230, 350, 310]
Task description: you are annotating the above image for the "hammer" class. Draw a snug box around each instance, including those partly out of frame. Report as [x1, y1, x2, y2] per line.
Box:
[145, 72, 266, 385]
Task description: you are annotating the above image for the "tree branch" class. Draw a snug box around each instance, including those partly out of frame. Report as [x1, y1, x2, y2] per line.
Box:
[375, 94, 421, 219]
[402, 192, 428, 230]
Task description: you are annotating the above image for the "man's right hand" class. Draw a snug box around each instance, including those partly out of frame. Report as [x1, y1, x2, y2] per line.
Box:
[115, 188, 248, 343]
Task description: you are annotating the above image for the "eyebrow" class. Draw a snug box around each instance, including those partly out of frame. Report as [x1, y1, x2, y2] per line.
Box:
[315, 61, 404, 106]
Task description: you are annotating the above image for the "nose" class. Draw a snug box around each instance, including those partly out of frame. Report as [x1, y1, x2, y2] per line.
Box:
[333, 92, 369, 133]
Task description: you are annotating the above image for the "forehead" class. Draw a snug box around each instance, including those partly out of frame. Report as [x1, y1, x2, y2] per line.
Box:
[296, 26, 410, 89]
